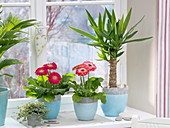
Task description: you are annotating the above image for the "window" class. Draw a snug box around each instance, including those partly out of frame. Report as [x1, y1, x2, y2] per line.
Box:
[0, 0, 127, 99]
[0, 1, 30, 98]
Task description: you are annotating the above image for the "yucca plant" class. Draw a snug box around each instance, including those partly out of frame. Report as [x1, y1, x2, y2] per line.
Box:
[0, 7, 36, 77]
[70, 8, 152, 88]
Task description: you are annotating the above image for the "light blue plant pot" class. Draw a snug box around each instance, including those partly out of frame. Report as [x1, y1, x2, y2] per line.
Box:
[0, 87, 10, 126]
[101, 86, 128, 117]
[38, 95, 61, 119]
[74, 97, 98, 121]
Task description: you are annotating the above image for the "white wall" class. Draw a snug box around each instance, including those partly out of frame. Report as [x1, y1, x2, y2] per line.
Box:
[127, 0, 157, 114]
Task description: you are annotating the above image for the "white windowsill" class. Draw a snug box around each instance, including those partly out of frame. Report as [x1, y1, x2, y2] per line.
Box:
[1, 95, 155, 128]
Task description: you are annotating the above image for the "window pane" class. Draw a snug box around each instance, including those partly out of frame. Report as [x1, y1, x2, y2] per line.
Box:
[0, 0, 28, 2]
[0, 7, 30, 98]
[46, 5, 112, 86]
[46, 0, 112, 2]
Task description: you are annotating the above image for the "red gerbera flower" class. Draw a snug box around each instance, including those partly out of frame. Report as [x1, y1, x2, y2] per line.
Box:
[83, 61, 96, 71]
[72, 64, 88, 71]
[35, 67, 48, 76]
[48, 72, 61, 84]
[43, 62, 57, 70]
[76, 67, 89, 76]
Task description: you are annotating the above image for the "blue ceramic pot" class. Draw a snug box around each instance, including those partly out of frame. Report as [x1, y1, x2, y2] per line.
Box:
[0, 87, 10, 126]
[101, 86, 128, 117]
[38, 95, 61, 119]
[74, 97, 98, 121]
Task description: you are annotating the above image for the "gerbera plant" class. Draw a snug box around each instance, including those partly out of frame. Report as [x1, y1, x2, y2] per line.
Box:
[70, 61, 106, 104]
[23, 62, 75, 102]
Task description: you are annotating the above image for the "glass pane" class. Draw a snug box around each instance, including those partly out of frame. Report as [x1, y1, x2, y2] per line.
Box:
[47, 0, 112, 2]
[46, 5, 112, 86]
[0, 7, 30, 98]
[0, 0, 28, 2]
[46, 0, 72, 2]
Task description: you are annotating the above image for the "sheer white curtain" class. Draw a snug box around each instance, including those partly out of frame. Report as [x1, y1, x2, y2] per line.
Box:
[157, 0, 170, 117]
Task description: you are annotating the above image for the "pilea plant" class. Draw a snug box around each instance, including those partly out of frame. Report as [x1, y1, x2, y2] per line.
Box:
[17, 101, 48, 122]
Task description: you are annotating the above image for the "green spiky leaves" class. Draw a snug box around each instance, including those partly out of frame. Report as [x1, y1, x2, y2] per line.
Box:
[70, 8, 152, 61]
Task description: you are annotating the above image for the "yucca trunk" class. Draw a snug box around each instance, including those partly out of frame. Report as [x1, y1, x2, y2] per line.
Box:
[109, 58, 117, 88]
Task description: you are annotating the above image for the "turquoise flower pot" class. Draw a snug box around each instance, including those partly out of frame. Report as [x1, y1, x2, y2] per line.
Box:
[0, 87, 10, 126]
[74, 97, 98, 121]
[39, 95, 61, 119]
[101, 86, 128, 117]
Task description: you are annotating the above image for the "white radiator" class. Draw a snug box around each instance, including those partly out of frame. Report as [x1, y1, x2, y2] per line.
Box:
[132, 118, 170, 128]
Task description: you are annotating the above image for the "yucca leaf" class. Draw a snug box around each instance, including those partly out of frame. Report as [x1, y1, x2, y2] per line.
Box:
[107, 20, 112, 34]
[91, 26, 111, 40]
[85, 10, 97, 27]
[69, 26, 98, 41]
[125, 31, 138, 40]
[123, 8, 132, 32]
[117, 51, 124, 57]
[98, 13, 102, 30]
[97, 49, 108, 61]
[105, 8, 112, 22]
[114, 21, 119, 41]
[118, 15, 124, 35]
[124, 37, 152, 43]
[125, 16, 144, 36]
[102, 10, 107, 31]
[101, 49, 109, 61]
[111, 9, 116, 29]
[87, 43, 101, 47]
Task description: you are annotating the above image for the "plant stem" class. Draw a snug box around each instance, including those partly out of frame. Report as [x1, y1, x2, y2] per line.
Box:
[109, 57, 117, 88]
[82, 76, 85, 88]
[80, 76, 83, 86]
[42, 75, 46, 88]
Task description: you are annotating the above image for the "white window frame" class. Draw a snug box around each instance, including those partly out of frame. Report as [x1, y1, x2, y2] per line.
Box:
[0, 0, 127, 115]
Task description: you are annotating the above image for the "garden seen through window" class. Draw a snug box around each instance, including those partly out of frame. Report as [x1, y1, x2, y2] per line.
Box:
[0, 0, 126, 99]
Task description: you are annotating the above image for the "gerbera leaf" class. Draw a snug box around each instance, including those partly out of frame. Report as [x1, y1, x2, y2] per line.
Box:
[72, 93, 83, 103]
[43, 95, 55, 103]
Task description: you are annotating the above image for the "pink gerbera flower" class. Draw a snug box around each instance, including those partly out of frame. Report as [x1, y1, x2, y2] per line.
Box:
[83, 61, 96, 71]
[48, 72, 61, 84]
[35, 67, 48, 76]
[72, 64, 88, 71]
[43, 62, 57, 70]
[76, 67, 89, 76]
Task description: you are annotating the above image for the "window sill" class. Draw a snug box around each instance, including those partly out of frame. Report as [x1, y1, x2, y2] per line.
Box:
[3, 95, 155, 128]
[7, 94, 73, 117]
[3, 105, 155, 128]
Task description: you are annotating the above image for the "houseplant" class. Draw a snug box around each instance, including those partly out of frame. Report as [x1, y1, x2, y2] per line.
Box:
[23, 62, 75, 119]
[70, 8, 152, 116]
[70, 61, 106, 120]
[0, 7, 36, 126]
[17, 101, 48, 127]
